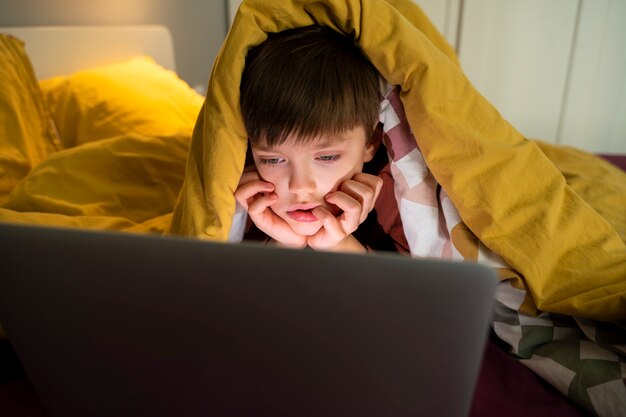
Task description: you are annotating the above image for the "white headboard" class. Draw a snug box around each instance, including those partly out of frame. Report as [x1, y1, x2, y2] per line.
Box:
[0, 25, 175, 79]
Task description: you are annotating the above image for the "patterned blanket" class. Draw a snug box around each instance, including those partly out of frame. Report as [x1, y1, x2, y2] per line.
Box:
[377, 84, 626, 417]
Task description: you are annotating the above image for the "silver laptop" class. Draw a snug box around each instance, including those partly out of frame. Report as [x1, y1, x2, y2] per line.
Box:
[0, 222, 496, 417]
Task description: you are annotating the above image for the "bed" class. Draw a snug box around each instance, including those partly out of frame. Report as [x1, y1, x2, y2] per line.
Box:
[0, 24, 203, 235]
[0, 16, 624, 417]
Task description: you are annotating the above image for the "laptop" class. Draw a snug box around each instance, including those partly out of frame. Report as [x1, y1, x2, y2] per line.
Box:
[0, 222, 496, 417]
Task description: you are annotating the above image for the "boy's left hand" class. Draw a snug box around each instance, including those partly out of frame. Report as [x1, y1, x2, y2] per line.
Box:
[307, 173, 383, 252]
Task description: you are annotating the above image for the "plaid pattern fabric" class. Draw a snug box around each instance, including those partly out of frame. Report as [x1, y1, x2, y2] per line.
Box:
[379, 83, 464, 260]
[380, 84, 626, 417]
[495, 285, 626, 417]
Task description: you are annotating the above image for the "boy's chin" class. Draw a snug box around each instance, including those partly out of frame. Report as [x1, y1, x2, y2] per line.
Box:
[288, 221, 322, 237]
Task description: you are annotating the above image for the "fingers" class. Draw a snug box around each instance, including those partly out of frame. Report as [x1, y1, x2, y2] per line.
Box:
[309, 206, 353, 250]
[342, 173, 383, 213]
[312, 205, 346, 237]
[247, 192, 278, 217]
[335, 173, 383, 223]
[324, 192, 361, 224]
[235, 167, 306, 248]
[234, 178, 275, 209]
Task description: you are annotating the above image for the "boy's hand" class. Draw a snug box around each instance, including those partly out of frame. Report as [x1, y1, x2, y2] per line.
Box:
[307, 173, 383, 252]
[234, 169, 307, 248]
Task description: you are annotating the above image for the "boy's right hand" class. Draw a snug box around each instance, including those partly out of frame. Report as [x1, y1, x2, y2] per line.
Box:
[234, 169, 307, 248]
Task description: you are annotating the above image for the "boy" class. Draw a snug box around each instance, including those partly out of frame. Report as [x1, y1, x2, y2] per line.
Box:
[235, 25, 397, 253]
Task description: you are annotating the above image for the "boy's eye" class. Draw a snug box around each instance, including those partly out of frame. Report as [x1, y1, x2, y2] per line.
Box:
[259, 157, 285, 165]
[316, 154, 341, 162]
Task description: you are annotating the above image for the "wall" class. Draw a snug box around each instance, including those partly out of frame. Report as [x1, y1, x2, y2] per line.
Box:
[0, 0, 227, 91]
[458, 0, 626, 154]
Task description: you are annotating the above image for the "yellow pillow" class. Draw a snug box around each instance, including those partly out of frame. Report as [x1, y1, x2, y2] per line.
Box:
[0, 34, 61, 205]
[39, 56, 204, 148]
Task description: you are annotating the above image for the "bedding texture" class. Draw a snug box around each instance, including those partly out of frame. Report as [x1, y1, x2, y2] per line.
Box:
[0, 37, 199, 234]
[0, 35, 62, 206]
[39, 56, 203, 148]
[1, 1, 626, 415]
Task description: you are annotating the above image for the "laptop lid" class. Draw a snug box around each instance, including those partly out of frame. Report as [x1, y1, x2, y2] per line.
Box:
[0, 222, 496, 417]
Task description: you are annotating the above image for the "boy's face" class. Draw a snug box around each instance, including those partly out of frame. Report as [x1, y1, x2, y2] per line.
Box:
[251, 126, 378, 237]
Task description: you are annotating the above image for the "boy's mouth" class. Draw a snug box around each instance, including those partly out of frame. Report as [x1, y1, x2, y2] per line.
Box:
[287, 209, 318, 223]
[286, 204, 320, 223]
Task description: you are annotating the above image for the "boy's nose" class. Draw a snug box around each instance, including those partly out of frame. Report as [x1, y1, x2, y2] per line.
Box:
[288, 167, 316, 194]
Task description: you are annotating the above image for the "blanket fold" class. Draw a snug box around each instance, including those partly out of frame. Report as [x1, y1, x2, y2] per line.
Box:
[169, 0, 626, 322]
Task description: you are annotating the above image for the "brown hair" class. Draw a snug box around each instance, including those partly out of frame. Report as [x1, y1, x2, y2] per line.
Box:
[240, 25, 380, 146]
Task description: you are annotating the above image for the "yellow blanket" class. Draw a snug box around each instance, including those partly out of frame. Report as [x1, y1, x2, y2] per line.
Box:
[2, 3, 626, 411]
[169, 0, 626, 321]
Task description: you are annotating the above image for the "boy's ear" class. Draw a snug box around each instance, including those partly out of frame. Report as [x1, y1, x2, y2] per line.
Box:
[363, 124, 383, 162]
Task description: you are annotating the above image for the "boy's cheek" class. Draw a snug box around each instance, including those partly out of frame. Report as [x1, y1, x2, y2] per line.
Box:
[254, 167, 278, 186]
